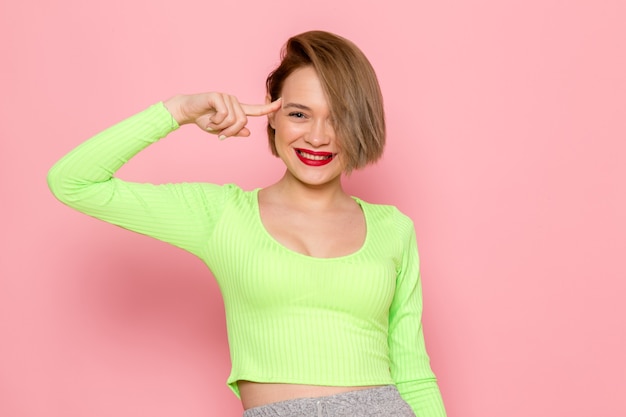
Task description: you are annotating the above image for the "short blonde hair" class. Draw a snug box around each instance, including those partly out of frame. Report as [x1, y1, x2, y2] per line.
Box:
[266, 31, 385, 172]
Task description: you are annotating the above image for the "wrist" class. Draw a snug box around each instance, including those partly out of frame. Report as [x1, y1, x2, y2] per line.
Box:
[163, 95, 190, 125]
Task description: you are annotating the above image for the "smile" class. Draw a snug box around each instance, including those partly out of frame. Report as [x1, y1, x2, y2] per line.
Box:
[294, 148, 335, 166]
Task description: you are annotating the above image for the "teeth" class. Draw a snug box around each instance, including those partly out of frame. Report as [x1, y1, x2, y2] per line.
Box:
[298, 150, 332, 160]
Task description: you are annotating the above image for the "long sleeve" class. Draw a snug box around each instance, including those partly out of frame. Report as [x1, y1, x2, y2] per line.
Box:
[388, 217, 446, 417]
[47, 103, 230, 258]
[48, 104, 448, 410]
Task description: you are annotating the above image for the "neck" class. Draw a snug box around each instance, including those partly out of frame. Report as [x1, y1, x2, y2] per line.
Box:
[268, 170, 349, 210]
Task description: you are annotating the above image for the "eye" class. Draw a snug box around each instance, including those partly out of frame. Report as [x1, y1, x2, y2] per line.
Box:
[288, 111, 307, 119]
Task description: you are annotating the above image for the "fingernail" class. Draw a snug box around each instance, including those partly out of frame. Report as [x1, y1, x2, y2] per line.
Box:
[219, 135, 227, 141]
[206, 126, 215, 132]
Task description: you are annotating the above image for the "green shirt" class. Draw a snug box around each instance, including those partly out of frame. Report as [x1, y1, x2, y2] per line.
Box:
[48, 103, 446, 416]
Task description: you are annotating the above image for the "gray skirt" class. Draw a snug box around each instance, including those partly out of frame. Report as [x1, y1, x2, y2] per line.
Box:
[242, 385, 415, 417]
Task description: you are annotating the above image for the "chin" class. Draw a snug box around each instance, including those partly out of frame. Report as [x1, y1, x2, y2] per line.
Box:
[295, 173, 342, 188]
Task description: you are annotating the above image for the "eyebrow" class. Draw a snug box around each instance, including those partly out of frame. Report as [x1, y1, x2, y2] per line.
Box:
[283, 103, 312, 111]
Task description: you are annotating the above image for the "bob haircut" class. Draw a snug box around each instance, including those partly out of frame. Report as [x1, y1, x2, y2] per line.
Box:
[266, 31, 386, 172]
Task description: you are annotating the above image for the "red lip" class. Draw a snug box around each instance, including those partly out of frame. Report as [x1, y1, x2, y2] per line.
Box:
[294, 148, 334, 166]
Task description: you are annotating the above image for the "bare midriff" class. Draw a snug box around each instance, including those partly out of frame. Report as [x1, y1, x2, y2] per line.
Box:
[238, 381, 386, 410]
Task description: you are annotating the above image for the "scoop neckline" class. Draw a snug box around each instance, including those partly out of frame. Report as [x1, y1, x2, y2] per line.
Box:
[252, 188, 369, 261]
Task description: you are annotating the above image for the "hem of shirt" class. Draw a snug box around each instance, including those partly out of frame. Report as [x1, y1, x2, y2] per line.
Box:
[226, 376, 396, 399]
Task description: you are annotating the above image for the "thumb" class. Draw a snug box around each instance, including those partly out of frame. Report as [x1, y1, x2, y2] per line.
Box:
[242, 97, 282, 117]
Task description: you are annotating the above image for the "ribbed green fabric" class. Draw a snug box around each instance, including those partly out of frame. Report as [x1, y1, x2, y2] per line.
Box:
[47, 103, 446, 416]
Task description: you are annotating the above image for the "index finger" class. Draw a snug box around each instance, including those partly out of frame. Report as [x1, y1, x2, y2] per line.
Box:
[242, 98, 282, 117]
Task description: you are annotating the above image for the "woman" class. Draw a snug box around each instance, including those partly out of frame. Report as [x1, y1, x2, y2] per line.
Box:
[48, 31, 446, 417]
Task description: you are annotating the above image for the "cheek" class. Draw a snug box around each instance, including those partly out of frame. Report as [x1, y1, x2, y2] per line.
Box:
[274, 120, 305, 142]
[272, 126, 293, 159]
[334, 153, 349, 171]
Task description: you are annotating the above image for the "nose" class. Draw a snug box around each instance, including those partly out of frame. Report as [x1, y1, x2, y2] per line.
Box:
[305, 119, 332, 147]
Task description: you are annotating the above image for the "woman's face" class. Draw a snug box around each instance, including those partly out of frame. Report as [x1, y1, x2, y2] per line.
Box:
[268, 66, 346, 188]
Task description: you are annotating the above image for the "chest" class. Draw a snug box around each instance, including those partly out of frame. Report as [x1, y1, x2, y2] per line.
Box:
[203, 193, 402, 322]
[216, 243, 398, 322]
[258, 202, 366, 259]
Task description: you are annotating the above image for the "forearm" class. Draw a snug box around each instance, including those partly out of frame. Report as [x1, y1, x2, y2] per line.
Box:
[47, 103, 178, 205]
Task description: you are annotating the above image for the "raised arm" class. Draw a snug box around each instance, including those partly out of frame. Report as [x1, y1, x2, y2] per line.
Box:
[47, 94, 281, 257]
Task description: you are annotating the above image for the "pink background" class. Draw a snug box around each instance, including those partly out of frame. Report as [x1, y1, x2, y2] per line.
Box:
[1, 1, 625, 416]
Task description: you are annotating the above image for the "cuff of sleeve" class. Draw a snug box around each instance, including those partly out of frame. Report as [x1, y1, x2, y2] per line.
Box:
[145, 102, 180, 139]
[397, 379, 447, 417]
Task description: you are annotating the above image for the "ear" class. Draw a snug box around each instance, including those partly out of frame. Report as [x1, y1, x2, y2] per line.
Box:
[266, 94, 276, 129]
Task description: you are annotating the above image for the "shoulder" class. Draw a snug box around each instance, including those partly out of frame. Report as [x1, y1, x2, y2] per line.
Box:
[198, 183, 260, 214]
[175, 182, 253, 213]
[218, 183, 257, 202]
[355, 197, 414, 229]
[355, 197, 415, 240]
[192, 182, 246, 198]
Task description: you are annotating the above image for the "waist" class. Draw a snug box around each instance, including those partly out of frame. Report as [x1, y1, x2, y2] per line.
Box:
[239, 381, 386, 410]
[241, 385, 415, 417]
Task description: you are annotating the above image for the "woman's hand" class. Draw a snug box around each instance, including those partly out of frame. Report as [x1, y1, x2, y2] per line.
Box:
[164, 93, 281, 139]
